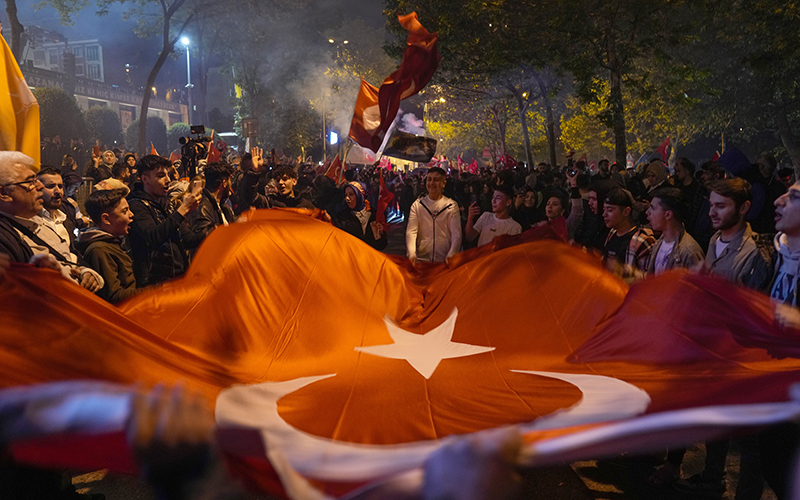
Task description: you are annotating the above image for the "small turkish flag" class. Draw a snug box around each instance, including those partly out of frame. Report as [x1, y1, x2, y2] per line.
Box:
[325, 154, 343, 185]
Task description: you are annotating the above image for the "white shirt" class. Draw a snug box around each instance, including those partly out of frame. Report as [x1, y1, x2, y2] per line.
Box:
[715, 238, 730, 257]
[654, 240, 676, 275]
[473, 212, 522, 247]
[406, 195, 462, 263]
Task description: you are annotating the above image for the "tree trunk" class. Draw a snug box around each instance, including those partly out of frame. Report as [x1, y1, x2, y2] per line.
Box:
[508, 84, 533, 167]
[5, 0, 24, 61]
[489, 104, 507, 158]
[138, 50, 172, 155]
[775, 104, 800, 170]
[533, 73, 557, 168]
[609, 64, 627, 169]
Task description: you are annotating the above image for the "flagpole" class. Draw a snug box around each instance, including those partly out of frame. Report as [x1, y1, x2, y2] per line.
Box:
[376, 114, 401, 158]
[340, 138, 354, 186]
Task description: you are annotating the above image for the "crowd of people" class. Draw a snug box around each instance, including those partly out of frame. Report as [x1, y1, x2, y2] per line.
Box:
[2, 142, 800, 499]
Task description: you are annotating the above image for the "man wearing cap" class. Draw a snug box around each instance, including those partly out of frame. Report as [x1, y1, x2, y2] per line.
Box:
[601, 187, 656, 282]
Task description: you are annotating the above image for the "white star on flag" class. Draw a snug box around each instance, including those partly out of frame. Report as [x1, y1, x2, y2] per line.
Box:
[355, 308, 495, 379]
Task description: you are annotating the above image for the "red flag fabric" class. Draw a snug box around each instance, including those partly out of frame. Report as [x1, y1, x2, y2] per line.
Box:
[457, 155, 464, 172]
[168, 151, 181, 164]
[577, 153, 588, 164]
[375, 13, 440, 152]
[500, 154, 518, 168]
[469, 159, 478, 174]
[207, 141, 222, 163]
[378, 156, 392, 171]
[4, 212, 800, 497]
[150, 142, 158, 156]
[712, 151, 721, 162]
[377, 169, 394, 228]
[325, 154, 343, 185]
[348, 79, 382, 152]
[657, 137, 671, 162]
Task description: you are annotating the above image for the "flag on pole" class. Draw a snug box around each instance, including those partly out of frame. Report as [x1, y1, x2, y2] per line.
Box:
[376, 13, 440, 152]
[348, 79, 382, 152]
[711, 151, 720, 162]
[325, 154, 343, 185]
[457, 155, 464, 173]
[378, 156, 392, 171]
[469, 158, 479, 174]
[0, 36, 39, 168]
[656, 137, 671, 162]
[150, 142, 158, 156]
[577, 153, 588, 164]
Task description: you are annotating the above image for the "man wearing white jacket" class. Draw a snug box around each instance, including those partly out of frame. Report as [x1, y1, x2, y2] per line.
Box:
[406, 167, 462, 264]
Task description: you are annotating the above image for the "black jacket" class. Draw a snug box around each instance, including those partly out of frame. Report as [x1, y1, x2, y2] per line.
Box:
[269, 189, 315, 209]
[183, 189, 236, 255]
[236, 170, 271, 214]
[86, 164, 113, 184]
[76, 229, 139, 304]
[127, 185, 188, 286]
[331, 206, 388, 250]
[0, 214, 33, 263]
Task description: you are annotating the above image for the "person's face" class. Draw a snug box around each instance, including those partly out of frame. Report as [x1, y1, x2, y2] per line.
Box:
[103, 151, 117, 165]
[674, 161, 690, 184]
[757, 158, 775, 179]
[603, 204, 629, 229]
[646, 197, 670, 232]
[278, 175, 296, 196]
[104, 198, 134, 237]
[524, 190, 536, 208]
[141, 166, 170, 197]
[426, 172, 445, 198]
[52, 134, 61, 144]
[598, 161, 609, 174]
[537, 164, 547, 174]
[774, 183, 800, 235]
[491, 191, 511, 214]
[701, 168, 719, 187]
[39, 173, 64, 211]
[646, 169, 659, 186]
[545, 196, 564, 220]
[0, 166, 44, 218]
[126, 156, 136, 167]
[345, 186, 358, 210]
[588, 191, 598, 214]
[709, 191, 745, 231]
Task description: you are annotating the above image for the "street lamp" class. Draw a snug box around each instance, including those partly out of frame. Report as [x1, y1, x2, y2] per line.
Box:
[181, 37, 193, 125]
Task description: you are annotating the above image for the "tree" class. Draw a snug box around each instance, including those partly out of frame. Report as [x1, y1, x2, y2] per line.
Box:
[4, 0, 25, 60]
[33, 87, 88, 141]
[126, 116, 167, 154]
[167, 122, 189, 150]
[84, 105, 123, 147]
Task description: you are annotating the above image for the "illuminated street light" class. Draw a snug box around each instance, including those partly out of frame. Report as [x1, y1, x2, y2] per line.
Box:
[181, 37, 193, 125]
[328, 38, 335, 43]
[343, 40, 349, 44]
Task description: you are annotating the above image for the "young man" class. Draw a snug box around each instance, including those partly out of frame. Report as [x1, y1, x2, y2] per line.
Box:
[183, 161, 236, 255]
[127, 155, 201, 286]
[465, 185, 522, 246]
[268, 165, 314, 209]
[406, 167, 462, 264]
[78, 188, 138, 303]
[602, 187, 656, 282]
[645, 187, 704, 275]
[704, 178, 772, 291]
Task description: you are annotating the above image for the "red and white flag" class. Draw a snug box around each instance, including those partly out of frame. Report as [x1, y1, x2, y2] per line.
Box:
[3, 214, 800, 498]
[348, 79, 382, 152]
[657, 137, 671, 162]
[325, 154, 343, 185]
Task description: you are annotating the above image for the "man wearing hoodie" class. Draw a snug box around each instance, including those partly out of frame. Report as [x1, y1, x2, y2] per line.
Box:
[78, 188, 139, 303]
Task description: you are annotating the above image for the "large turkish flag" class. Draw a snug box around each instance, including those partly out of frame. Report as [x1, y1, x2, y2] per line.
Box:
[2, 210, 800, 499]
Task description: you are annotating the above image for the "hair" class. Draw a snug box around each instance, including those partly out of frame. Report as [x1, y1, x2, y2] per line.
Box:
[84, 188, 127, 224]
[427, 166, 446, 177]
[136, 154, 171, 177]
[676, 157, 696, 175]
[123, 152, 136, 164]
[708, 178, 752, 211]
[651, 187, 688, 224]
[0, 152, 35, 185]
[61, 154, 75, 167]
[778, 167, 794, 180]
[37, 166, 62, 178]
[605, 187, 635, 208]
[701, 161, 725, 181]
[272, 165, 297, 180]
[111, 163, 129, 179]
[493, 184, 515, 200]
[598, 159, 610, 167]
[543, 188, 568, 212]
[758, 154, 778, 172]
[204, 161, 233, 191]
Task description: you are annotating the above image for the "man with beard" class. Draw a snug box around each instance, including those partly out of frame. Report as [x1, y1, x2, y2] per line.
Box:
[703, 178, 772, 290]
[183, 161, 235, 257]
[37, 167, 78, 251]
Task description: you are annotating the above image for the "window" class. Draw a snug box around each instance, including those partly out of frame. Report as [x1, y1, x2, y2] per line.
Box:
[33, 50, 45, 65]
[75, 64, 84, 76]
[85, 45, 99, 62]
[87, 64, 100, 80]
[72, 46, 83, 58]
[48, 49, 59, 65]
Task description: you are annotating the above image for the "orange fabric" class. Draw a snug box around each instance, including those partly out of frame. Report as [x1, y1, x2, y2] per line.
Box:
[4, 210, 800, 496]
[150, 142, 158, 156]
[0, 36, 39, 168]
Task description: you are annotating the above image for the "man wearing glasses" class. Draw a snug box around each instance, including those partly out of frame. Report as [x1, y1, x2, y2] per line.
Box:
[0, 151, 103, 292]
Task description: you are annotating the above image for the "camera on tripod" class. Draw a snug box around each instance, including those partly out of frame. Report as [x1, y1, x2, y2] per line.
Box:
[178, 125, 212, 177]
